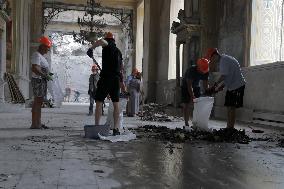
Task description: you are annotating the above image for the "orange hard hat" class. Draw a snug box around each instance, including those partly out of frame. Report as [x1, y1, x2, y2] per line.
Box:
[197, 58, 209, 74]
[105, 32, 114, 39]
[205, 48, 218, 60]
[39, 36, 52, 48]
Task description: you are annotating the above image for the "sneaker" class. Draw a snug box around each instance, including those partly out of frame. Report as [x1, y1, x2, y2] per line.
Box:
[113, 129, 120, 136]
[183, 125, 192, 131]
[41, 124, 49, 129]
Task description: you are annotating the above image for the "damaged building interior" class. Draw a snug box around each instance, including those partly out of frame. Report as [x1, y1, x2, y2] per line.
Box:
[0, 0, 284, 188]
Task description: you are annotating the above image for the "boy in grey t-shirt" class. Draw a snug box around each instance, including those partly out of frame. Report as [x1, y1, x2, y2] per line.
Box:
[206, 48, 246, 129]
[219, 55, 246, 91]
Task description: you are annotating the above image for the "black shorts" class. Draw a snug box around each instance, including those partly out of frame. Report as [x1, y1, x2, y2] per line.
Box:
[181, 87, 201, 103]
[95, 76, 120, 102]
[225, 85, 245, 108]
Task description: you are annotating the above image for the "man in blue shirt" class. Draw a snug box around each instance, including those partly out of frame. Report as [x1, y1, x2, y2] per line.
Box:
[181, 58, 209, 128]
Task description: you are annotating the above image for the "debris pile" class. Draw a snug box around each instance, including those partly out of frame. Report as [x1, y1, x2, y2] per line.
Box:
[42, 99, 54, 108]
[134, 125, 251, 144]
[27, 136, 52, 143]
[278, 139, 284, 147]
[139, 103, 179, 122]
[206, 128, 250, 144]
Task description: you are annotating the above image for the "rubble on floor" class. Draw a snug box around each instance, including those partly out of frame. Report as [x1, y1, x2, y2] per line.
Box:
[133, 125, 251, 144]
[42, 99, 54, 108]
[278, 139, 284, 147]
[139, 103, 180, 122]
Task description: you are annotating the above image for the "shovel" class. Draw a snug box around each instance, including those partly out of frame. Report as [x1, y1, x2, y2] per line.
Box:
[248, 125, 264, 133]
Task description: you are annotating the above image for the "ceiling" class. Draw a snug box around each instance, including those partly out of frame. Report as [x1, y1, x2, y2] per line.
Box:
[42, 0, 139, 9]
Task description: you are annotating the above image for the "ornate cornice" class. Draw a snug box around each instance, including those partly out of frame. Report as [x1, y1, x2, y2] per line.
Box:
[171, 9, 202, 44]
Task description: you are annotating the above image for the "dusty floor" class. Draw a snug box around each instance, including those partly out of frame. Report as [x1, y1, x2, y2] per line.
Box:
[0, 103, 284, 189]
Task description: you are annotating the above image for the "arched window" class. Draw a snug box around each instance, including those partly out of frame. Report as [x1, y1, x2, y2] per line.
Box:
[250, 0, 284, 65]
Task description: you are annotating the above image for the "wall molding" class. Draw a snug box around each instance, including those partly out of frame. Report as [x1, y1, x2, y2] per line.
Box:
[244, 62, 284, 72]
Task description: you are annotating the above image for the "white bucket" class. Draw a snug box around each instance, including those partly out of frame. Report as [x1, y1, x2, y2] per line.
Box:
[47, 74, 64, 108]
[192, 97, 214, 131]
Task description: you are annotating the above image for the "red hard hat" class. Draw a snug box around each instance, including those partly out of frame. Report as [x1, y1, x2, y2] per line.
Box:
[205, 48, 218, 60]
[197, 58, 209, 74]
[39, 36, 52, 48]
[105, 32, 114, 39]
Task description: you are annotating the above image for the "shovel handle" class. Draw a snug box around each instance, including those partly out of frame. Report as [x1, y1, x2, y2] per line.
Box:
[92, 58, 102, 71]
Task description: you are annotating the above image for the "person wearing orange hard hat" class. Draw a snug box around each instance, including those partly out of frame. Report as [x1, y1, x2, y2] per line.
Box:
[125, 67, 138, 116]
[206, 48, 246, 129]
[30, 36, 52, 129]
[104, 32, 115, 40]
[127, 70, 142, 117]
[181, 58, 210, 129]
[88, 64, 100, 116]
[87, 31, 123, 136]
[126, 68, 138, 86]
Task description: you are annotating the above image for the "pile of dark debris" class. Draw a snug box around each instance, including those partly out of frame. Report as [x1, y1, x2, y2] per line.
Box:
[136, 104, 284, 146]
[132, 125, 284, 146]
[278, 138, 284, 147]
[139, 103, 180, 122]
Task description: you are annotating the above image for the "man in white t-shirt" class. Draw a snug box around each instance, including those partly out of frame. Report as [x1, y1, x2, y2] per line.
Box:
[206, 48, 246, 129]
[30, 36, 52, 129]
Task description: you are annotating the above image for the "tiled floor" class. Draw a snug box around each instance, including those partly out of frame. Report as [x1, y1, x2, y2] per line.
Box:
[0, 104, 283, 189]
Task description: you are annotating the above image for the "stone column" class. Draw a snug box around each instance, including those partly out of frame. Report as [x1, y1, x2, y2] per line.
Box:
[184, 0, 192, 17]
[174, 42, 181, 107]
[29, 0, 43, 99]
[142, 0, 171, 103]
[183, 37, 191, 73]
[11, 0, 32, 99]
[0, 16, 6, 102]
[176, 42, 181, 88]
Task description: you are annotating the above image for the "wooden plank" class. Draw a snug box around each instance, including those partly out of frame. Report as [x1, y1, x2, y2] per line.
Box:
[4, 73, 25, 103]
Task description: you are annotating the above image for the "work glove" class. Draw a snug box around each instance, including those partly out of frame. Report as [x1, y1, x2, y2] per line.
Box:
[205, 86, 217, 96]
[216, 85, 224, 92]
[44, 73, 53, 81]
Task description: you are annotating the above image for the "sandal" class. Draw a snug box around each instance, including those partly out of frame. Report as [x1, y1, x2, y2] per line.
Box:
[30, 125, 42, 129]
[30, 126, 42, 129]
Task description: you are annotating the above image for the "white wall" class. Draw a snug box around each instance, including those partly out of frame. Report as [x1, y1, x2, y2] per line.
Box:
[214, 62, 284, 122]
